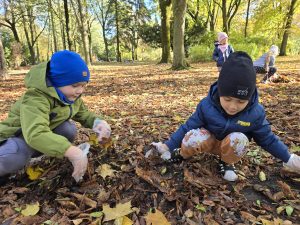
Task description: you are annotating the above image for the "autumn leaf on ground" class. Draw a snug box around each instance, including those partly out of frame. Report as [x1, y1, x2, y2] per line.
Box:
[103, 201, 135, 222]
[96, 164, 116, 179]
[88, 133, 99, 146]
[259, 171, 267, 181]
[114, 216, 133, 225]
[144, 209, 171, 225]
[26, 166, 44, 180]
[21, 202, 40, 216]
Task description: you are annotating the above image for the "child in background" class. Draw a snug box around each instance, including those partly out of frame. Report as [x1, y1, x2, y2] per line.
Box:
[152, 52, 300, 182]
[212, 32, 234, 71]
[253, 45, 279, 83]
[0, 50, 111, 184]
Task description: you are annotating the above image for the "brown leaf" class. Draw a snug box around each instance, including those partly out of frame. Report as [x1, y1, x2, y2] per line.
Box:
[276, 180, 296, 199]
[240, 211, 257, 222]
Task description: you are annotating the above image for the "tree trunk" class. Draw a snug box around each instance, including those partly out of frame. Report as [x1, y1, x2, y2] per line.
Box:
[102, 27, 109, 61]
[172, 0, 188, 70]
[64, 0, 72, 50]
[221, 0, 228, 33]
[0, 37, 8, 80]
[115, 0, 121, 62]
[76, 0, 91, 64]
[244, 0, 251, 37]
[280, 0, 298, 56]
[21, 7, 35, 64]
[159, 0, 171, 63]
[207, 0, 218, 32]
[49, 0, 58, 52]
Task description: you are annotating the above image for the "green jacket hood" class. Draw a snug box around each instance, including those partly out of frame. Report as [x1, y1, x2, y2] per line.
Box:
[25, 62, 60, 101]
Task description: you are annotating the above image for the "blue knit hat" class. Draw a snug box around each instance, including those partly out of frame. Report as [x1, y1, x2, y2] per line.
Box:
[48, 50, 90, 87]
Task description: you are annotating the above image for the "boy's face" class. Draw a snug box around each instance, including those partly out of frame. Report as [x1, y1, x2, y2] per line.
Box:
[220, 96, 249, 115]
[58, 82, 87, 101]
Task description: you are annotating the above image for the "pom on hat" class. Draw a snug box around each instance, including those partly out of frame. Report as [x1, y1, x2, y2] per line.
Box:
[48, 50, 90, 87]
[218, 32, 228, 43]
[218, 51, 256, 100]
[269, 45, 279, 56]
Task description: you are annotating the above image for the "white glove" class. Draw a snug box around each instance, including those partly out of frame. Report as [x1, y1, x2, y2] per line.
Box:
[151, 142, 171, 160]
[64, 143, 90, 182]
[284, 154, 300, 173]
[92, 118, 111, 143]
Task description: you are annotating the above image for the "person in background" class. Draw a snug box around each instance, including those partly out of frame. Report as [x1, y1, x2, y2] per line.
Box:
[0, 50, 111, 185]
[151, 52, 300, 182]
[212, 32, 234, 71]
[253, 45, 279, 83]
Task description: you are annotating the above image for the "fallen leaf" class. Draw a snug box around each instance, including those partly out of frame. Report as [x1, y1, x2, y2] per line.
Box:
[144, 209, 171, 225]
[285, 206, 293, 216]
[21, 202, 40, 216]
[114, 216, 133, 225]
[259, 171, 266, 181]
[96, 164, 116, 179]
[240, 211, 256, 222]
[26, 166, 44, 180]
[103, 201, 134, 222]
[90, 211, 104, 218]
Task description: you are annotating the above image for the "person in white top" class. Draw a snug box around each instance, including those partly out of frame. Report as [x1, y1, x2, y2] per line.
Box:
[253, 45, 279, 83]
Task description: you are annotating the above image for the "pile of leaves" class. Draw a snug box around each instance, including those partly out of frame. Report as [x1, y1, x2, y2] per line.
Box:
[0, 58, 300, 224]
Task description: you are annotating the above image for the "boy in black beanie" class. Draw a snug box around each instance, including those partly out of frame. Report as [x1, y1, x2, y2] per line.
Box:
[151, 51, 300, 181]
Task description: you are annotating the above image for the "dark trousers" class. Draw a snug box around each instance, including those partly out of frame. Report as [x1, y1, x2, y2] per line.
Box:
[0, 121, 77, 176]
[254, 66, 277, 81]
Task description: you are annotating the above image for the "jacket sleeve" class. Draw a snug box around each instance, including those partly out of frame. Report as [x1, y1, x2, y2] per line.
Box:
[165, 102, 205, 151]
[212, 47, 219, 61]
[20, 90, 71, 158]
[229, 45, 234, 53]
[72, 99, 101, 129]
[251, 108, 290, 162]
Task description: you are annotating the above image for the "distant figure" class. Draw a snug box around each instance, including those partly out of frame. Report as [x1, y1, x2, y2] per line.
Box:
[253, 45, 279, 83]
[212, 32, 234, 71]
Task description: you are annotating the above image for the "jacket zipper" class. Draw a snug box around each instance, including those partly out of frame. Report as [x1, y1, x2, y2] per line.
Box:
[67, 105, 73, 120]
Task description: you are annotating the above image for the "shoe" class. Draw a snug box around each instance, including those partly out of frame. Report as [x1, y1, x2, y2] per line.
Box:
[218, 160, 238, 181]
[167, 148, 184, 163]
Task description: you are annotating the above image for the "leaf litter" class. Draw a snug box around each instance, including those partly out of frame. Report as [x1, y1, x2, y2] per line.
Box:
[0, 59, 300, 224]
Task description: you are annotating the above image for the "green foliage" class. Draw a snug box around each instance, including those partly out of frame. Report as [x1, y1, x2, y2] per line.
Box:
[139, 23, 161, 48]
[189, 44, 213, 62]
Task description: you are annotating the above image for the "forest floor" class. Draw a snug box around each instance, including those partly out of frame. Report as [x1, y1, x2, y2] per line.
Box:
[0, 56, 300, 225]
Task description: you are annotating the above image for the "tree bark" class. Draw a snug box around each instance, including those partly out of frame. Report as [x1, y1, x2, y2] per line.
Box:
[49, 0, 58, 52]
[221, 0, 228, 33]
[64, 0, 72, 50]
[0, 37, 8, 80]
[159, 0, 171, 63]
[115, 0, 121, 62]
[280, 0, 298, 56]
[172, 0, 188, 70]
[76, 0, 91, 64]
[244, 0, 251, 37]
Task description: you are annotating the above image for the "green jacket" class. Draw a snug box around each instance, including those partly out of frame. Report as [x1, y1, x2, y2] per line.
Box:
[0, 62, 100, 158]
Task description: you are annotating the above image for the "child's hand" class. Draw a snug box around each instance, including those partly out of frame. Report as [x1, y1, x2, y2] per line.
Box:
[151, 142, 171, 160]
[284, 154, 300, 173]
[64, 143, 90, 182]
[93, 118, 111, 143]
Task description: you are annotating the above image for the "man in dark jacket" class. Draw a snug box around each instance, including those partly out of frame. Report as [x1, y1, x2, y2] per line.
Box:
[152, 51, 300, 181]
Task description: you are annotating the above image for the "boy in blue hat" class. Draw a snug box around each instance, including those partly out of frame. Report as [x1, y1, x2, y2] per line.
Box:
[152, 51, 300, 182]
[0, 50, 111, 183]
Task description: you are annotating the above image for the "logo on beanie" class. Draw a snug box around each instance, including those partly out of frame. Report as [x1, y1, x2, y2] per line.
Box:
[82, 71, 88, 77]
[237, 87, 248, 97]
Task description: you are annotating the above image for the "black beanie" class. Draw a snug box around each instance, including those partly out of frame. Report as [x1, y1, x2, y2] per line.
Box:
[218, 51, 256, 100]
